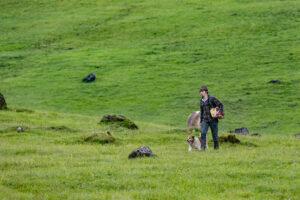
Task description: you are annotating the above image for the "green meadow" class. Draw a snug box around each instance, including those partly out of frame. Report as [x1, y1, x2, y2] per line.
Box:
[0, 0, 300, 199]
[0, 110, 299, 199]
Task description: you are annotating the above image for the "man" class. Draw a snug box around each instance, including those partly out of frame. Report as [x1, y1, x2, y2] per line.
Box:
[199, 86, 224, 150]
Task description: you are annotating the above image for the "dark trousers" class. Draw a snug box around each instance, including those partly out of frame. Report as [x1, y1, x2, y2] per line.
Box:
[200, 120, 219, 143]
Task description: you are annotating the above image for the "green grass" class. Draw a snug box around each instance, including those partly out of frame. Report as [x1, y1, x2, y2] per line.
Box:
[1, 0, 300, 199]
[0, 0, 299, 134]
[0, 109, 299, 199]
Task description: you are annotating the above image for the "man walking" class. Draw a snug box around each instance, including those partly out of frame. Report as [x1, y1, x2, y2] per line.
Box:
[199, 86, 224, 150]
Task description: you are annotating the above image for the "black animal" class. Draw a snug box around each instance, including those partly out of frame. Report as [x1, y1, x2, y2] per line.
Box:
[82, 73, 96, 82]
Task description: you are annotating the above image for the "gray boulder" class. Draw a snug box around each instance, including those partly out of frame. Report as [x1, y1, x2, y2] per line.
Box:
[234, 127, 249, 134]
[0, 93, 7, 110]
[128, 146, 156, 159]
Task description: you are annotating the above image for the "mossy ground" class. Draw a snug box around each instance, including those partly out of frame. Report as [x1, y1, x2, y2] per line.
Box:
[81, 132, 116, 144]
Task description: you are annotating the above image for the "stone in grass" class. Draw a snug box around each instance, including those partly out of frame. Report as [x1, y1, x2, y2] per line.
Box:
[1, 126, 29, 133]
[128, 146, 156, 159]
[219, 134, 240, 144]
[0, 92, 7, 110]
[234, 127, 249, 134]
[268, 79, 281, 84]
[82, 73, 96, 82]
[293, 133, 300, 139]
[17, 126, 24, 132]
[82, 131, 115, 144]
[100, 114, 138, 130]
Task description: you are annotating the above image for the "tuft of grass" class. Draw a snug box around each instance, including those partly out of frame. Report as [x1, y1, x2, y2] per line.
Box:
[13, 108, 35, 113]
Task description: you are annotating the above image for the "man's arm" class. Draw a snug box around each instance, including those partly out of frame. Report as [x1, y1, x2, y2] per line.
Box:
[200, 101, 203, 123]
[212, 97, 224, 116]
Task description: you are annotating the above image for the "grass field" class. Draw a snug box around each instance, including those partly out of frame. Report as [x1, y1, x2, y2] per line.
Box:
[1, 0, 299, 133]
[0, 109, 299, 199]
[0, 0, 300, 199]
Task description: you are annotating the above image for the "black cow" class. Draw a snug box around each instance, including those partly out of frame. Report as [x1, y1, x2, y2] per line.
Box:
[82, 73, 96, 82]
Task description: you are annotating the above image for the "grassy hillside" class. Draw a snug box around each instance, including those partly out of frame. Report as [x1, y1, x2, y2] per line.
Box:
[1, 0, 300, 134]
[0, 109, 299, 199]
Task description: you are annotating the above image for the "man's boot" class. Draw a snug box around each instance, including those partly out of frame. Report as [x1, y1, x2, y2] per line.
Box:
[214, 141, 219, 150]
[200, 138, 206, 151]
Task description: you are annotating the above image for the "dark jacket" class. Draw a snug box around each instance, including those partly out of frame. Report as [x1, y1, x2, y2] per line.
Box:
[200, 95, 224, 123]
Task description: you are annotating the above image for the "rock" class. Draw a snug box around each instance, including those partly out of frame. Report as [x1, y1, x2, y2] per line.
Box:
[293, 133, 300, 139]
[17, 126, 23, 132]
[250, 133, 262, 137]
[128, 146, 156, 159]
[219, 134, 240, 144]
[100, 114, 138, 130]
[234, 127, 249, 134]
[82, 73, 96, 82]
[0, 92, 7, 110]
[268, 79, 280, 84]
[2, 126, 29, 133]
[82, 131, 115, 144]
[261, 125, 268, 129]
[187, 111, 201, 129]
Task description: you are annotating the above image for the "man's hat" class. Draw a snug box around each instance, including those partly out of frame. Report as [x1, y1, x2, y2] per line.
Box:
[200, 85, 208, 92]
